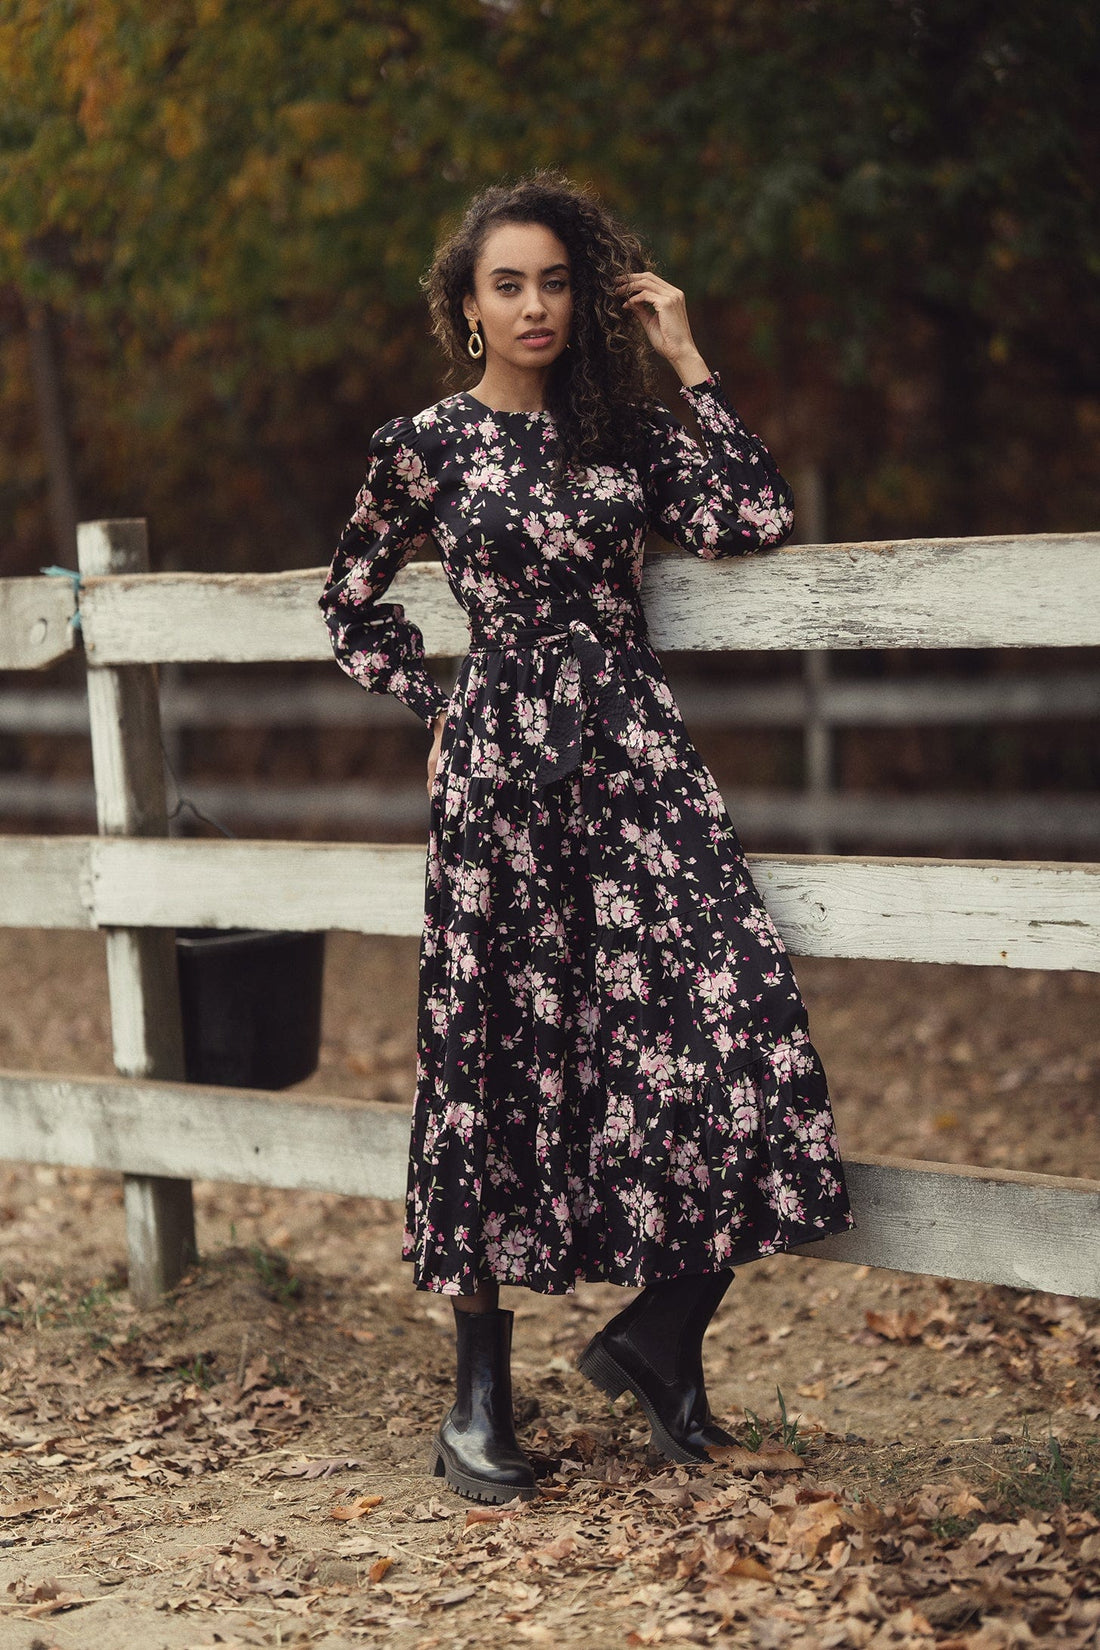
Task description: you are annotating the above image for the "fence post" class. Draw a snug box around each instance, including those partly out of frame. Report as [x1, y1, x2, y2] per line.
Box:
[791, 465, 833, 854]
[77, 519, 196, 1306]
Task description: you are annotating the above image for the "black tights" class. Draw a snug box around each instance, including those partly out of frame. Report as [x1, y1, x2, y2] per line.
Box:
[452, 1278, 500, 1314]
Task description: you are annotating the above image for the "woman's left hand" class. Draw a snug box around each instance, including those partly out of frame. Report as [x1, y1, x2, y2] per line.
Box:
[616, 272, 710, 385]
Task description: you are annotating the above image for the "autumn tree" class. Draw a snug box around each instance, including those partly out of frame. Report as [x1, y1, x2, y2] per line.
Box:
[1, 0, 1097, 569]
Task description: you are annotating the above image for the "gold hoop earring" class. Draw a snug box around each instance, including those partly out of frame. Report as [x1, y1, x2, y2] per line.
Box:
[467, 323, 484, 361]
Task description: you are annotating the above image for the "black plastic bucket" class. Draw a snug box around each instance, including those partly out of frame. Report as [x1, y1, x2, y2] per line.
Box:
[175, 929, 325, 1090]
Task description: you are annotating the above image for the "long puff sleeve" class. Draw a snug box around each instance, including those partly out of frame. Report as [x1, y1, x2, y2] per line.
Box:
[642, 371, 795, 558]
[319, 418, 449, 728]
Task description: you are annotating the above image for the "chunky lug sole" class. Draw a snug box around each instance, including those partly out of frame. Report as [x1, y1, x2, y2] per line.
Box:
[428, 1432, 538, 1504]
[577, 1333, 716, 1466]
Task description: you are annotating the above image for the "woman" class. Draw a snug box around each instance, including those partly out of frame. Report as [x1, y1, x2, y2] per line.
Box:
[320, 172, 853, 1505]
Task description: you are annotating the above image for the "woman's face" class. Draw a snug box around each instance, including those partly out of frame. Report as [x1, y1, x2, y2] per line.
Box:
[462, 220, 573, 372]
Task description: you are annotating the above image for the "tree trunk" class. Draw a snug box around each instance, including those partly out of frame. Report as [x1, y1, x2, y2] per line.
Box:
[26, 300, 80, 561]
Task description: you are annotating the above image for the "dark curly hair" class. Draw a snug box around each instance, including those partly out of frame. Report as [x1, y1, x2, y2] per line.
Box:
[422, 170, 658, 477]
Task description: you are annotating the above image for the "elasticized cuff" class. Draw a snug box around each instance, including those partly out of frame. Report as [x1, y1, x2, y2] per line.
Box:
[388, 666, 449, 730]
[425, 694, 450, 731]
[679, 370, 723, 400]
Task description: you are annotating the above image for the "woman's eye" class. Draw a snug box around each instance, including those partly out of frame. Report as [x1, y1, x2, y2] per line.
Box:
[546, 279, 568, 291]
[496, 282, 518, 293]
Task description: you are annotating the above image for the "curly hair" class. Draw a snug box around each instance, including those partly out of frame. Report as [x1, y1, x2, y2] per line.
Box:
[422, 170, 658, 476]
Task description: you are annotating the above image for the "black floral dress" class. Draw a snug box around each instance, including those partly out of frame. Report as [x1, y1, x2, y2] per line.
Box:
[320, 372, 854, 1296]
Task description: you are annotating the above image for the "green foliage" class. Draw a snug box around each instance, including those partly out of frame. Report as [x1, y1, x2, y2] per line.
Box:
[994, 1422, 1100, 1517]
[744, 1384, 808, 1455]
[775, 1383, 807, 1456]
[175, 1350, 216, 1387]
[249, 1243, 301, 1306]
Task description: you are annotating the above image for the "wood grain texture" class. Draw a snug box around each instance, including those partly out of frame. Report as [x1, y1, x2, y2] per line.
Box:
[3, 836, 1097, 971]
[0, 577, 78, 670]
[0, 1070, 413, 1202]
[89, 837, 427, 936]
[87, 839, 1100, 972]
[74, 534, 1100, 665]
[751, 855, 1100, 971]
[3, 1070, 1096, 1296]
[77, 520, 195, 1303]
[646, 535, 1100, 652]
[79, 567, 353, 665]
[0, 837, 93, 928]
[794, 1154, 1100, 1297]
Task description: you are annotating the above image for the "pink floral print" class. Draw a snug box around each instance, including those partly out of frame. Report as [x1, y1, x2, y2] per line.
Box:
[320, 373, 853, 1295]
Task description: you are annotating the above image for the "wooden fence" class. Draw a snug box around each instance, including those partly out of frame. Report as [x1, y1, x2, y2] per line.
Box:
[1, 520, 1099, 1305]
[4, 663, 1100, 849]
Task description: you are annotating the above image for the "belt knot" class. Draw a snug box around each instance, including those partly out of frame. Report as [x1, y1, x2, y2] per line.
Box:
[466, 599, 647, 787]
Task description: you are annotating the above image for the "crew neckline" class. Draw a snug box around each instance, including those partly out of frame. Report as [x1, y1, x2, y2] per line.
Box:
[458, 391, 552, 419]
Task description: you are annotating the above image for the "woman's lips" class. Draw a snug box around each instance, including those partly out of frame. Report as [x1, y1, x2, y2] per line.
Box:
[518, 331, 554, 349]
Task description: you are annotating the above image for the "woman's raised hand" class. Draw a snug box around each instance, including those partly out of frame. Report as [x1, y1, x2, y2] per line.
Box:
[615, 272, 710, 387]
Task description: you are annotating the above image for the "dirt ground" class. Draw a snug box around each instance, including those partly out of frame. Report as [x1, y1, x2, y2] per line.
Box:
[1, 931, 1098, 1648]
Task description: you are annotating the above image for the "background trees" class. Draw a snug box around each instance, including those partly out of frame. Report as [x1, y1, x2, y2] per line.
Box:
[2, 0, 1098, 571]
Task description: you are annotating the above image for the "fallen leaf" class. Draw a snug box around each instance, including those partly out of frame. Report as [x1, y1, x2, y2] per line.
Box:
[715, 1555, 773, 1584]
[367, 1556, 393, 1582]
[432, 1585, 477, 1607]
[403, 1497, 454, 1521]
[832, 1358, 894, 1389]
[972, 1518, 1050, 1555]
[272, 1457, 365, 1480]
[865, 1308, 934, 1342]
[465, 1506, 518, 1528]
[533, 1534, 577, 1563]
[330, 1494, 384, 1522]
[705, 1442, 806, 1472]
[783, 1497, 853, 1559]
[0, 1492, 58, 1518]
[13, 1579, 94, 1618]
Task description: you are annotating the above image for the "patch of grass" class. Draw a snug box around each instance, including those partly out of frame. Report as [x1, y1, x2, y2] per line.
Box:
[742, 1408, 764, 1450]
[176, 1352, 216, 1388]
[0, 1274, 25, 1329]
[0, 1272, 123, 1334]
[776, 1384, 808, 1456]
[929, 1512, 981, 1541]
[74, 1279, 115, 1319]
[249, 1244, 302, 1307]
[993, 1423, 1099, 1516]
[742, 1386, 808, 1456]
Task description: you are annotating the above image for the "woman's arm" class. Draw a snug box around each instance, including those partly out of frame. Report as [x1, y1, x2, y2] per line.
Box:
[643, 374, 796, 559]
[319, 418, 449, 728]
[617, 270, 794, 558]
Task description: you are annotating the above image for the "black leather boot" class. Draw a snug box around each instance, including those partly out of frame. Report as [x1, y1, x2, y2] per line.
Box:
[577, 1269, 736, 1464]
[430, 1307, 537, 1503]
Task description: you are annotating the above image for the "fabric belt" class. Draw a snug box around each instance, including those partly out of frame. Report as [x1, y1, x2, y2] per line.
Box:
[466, 598, 648, 788]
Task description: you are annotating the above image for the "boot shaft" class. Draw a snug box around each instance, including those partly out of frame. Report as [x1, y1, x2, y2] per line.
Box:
[451, 1306, 516, 1429]
[607, 1269, 733, 1383]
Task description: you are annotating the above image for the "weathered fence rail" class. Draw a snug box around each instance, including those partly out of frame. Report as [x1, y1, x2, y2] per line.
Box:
[6, 534, 1098, 852]
[6, 775, 1099, 850]
[7, 532, 1100, 673]
[2, 521, 1099, 1304]
[3, 836, 1098, 972]
[5, 670, 1100, 736]
[4, 663, 1099, 851]
[2, 1070, 1095, 1298]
